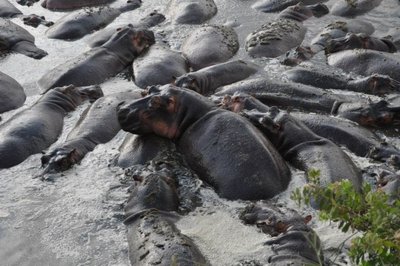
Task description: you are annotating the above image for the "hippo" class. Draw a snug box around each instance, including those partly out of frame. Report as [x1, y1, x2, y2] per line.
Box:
[21, 14, 54, 28]
[17, 0, 39, 6]
[117, 85, 291, 200]
[220, 93, 400, 164]
[331, 0, 383, 17]
[311, 19, 375, 49]
[285, 67, 400, 96]
[46, 1, 141, 41]
[252, 0, 328, 13]
[38, 25, 155, 93]
[86, 11, 165, 48]
[42, 0, 116, 11]
[215, 77, 362, 114]
[133, 44, 189, 89]
[0, 18, 47, 59]
[383, 27, 400, 50]
[0, 71, 26, 114]
[215, 78, 399, 127]
[245, 3, 329, 58]
[174, 60, 259, 96]
[0, 0, 22, 17]
[222, 93, 400, 167]
[0, 85, 103, 169]
[116, 133, 175, 168]
[326, 33, 397, 54]
[181, 24, 239, 70]
[124, 171, 208, 265]
[327, 49, 400, 83]
[40, 90, 141, 174]
[241, 204, 325, 265]
[167, 0, 217, 24]
[241, 108, 362, 189]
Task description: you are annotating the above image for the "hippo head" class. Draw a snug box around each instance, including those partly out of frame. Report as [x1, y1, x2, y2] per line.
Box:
[337, 100, 396, 127]
[281, 46, 315, 66]
[41, 148, 81, 174]
[358, 74, 400, 96]
[117, 84, 214, 140]
[174, 74, 201, 93]
[279, 3, 329, 22]
[240, 204, 312, 236]
[325, 33, 364, 54]
[219, 93, 269, 113]
[103, 25, 155, 60]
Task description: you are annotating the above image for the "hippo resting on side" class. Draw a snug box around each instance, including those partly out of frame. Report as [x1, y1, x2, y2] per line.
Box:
[42, 0, 116, 11]
[38, 25, 155, 93]
[40, 90, 142, 174]
[46, 0, 142, 41]
[0, 18, 47, 59]
[117, 85, 291, 201]
[0, 85, 103, 169]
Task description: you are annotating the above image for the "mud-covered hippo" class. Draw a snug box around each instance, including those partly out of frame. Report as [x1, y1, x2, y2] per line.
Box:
[331, 0, 383, 17]
[117, 85, 291, 200]
[0, 85, 103, 169]
[167, 0, 217, 24]
[124, 170, 208, 265]
[21, 14, 54, 28]
[46, 1, 141, 41]
[252, 0, 328, 13]
[285, 67, 400, 96]
[181, 24, 239, 70]
[311, 19, 375, 49]
[245, 3, 329, 58]
[86, 11, 165, 48]
[133, 44, 189, 89]
[0, 18, 47, 59]
[241, 204, 325, 265]
[38, 25, 155, 93]
[174, 60, 259, 96]
[327, 49, 400, 82]
[0, 0, 22, 17]
[0, 71, 26, 114]
[40, 90, 141, 174]
[42, 0, 116, 11]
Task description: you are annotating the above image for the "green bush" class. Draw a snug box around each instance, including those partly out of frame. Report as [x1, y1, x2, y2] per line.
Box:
[291, 169, 400, 265]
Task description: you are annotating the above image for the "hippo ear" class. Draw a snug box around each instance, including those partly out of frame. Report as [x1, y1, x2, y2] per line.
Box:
[68, 149, 80, 163]
[304, 215, 312, 224]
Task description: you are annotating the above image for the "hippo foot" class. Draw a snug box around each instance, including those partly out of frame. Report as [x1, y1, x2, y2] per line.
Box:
[22, 14, 54, 28]
[240, 203, 311, 237]
[17, 0, 39, 6]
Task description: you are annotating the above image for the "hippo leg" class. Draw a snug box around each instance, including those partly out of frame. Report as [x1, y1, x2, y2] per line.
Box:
[124, 172, 208, 265]
[12, 41, 47, 59]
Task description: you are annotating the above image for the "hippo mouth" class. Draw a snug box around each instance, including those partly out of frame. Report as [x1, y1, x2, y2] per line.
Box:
[117, 101, 150, 134]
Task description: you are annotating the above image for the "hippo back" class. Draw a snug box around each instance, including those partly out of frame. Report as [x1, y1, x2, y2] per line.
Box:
[178, 109, 291, 200]
[0, 18, 34, 46]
